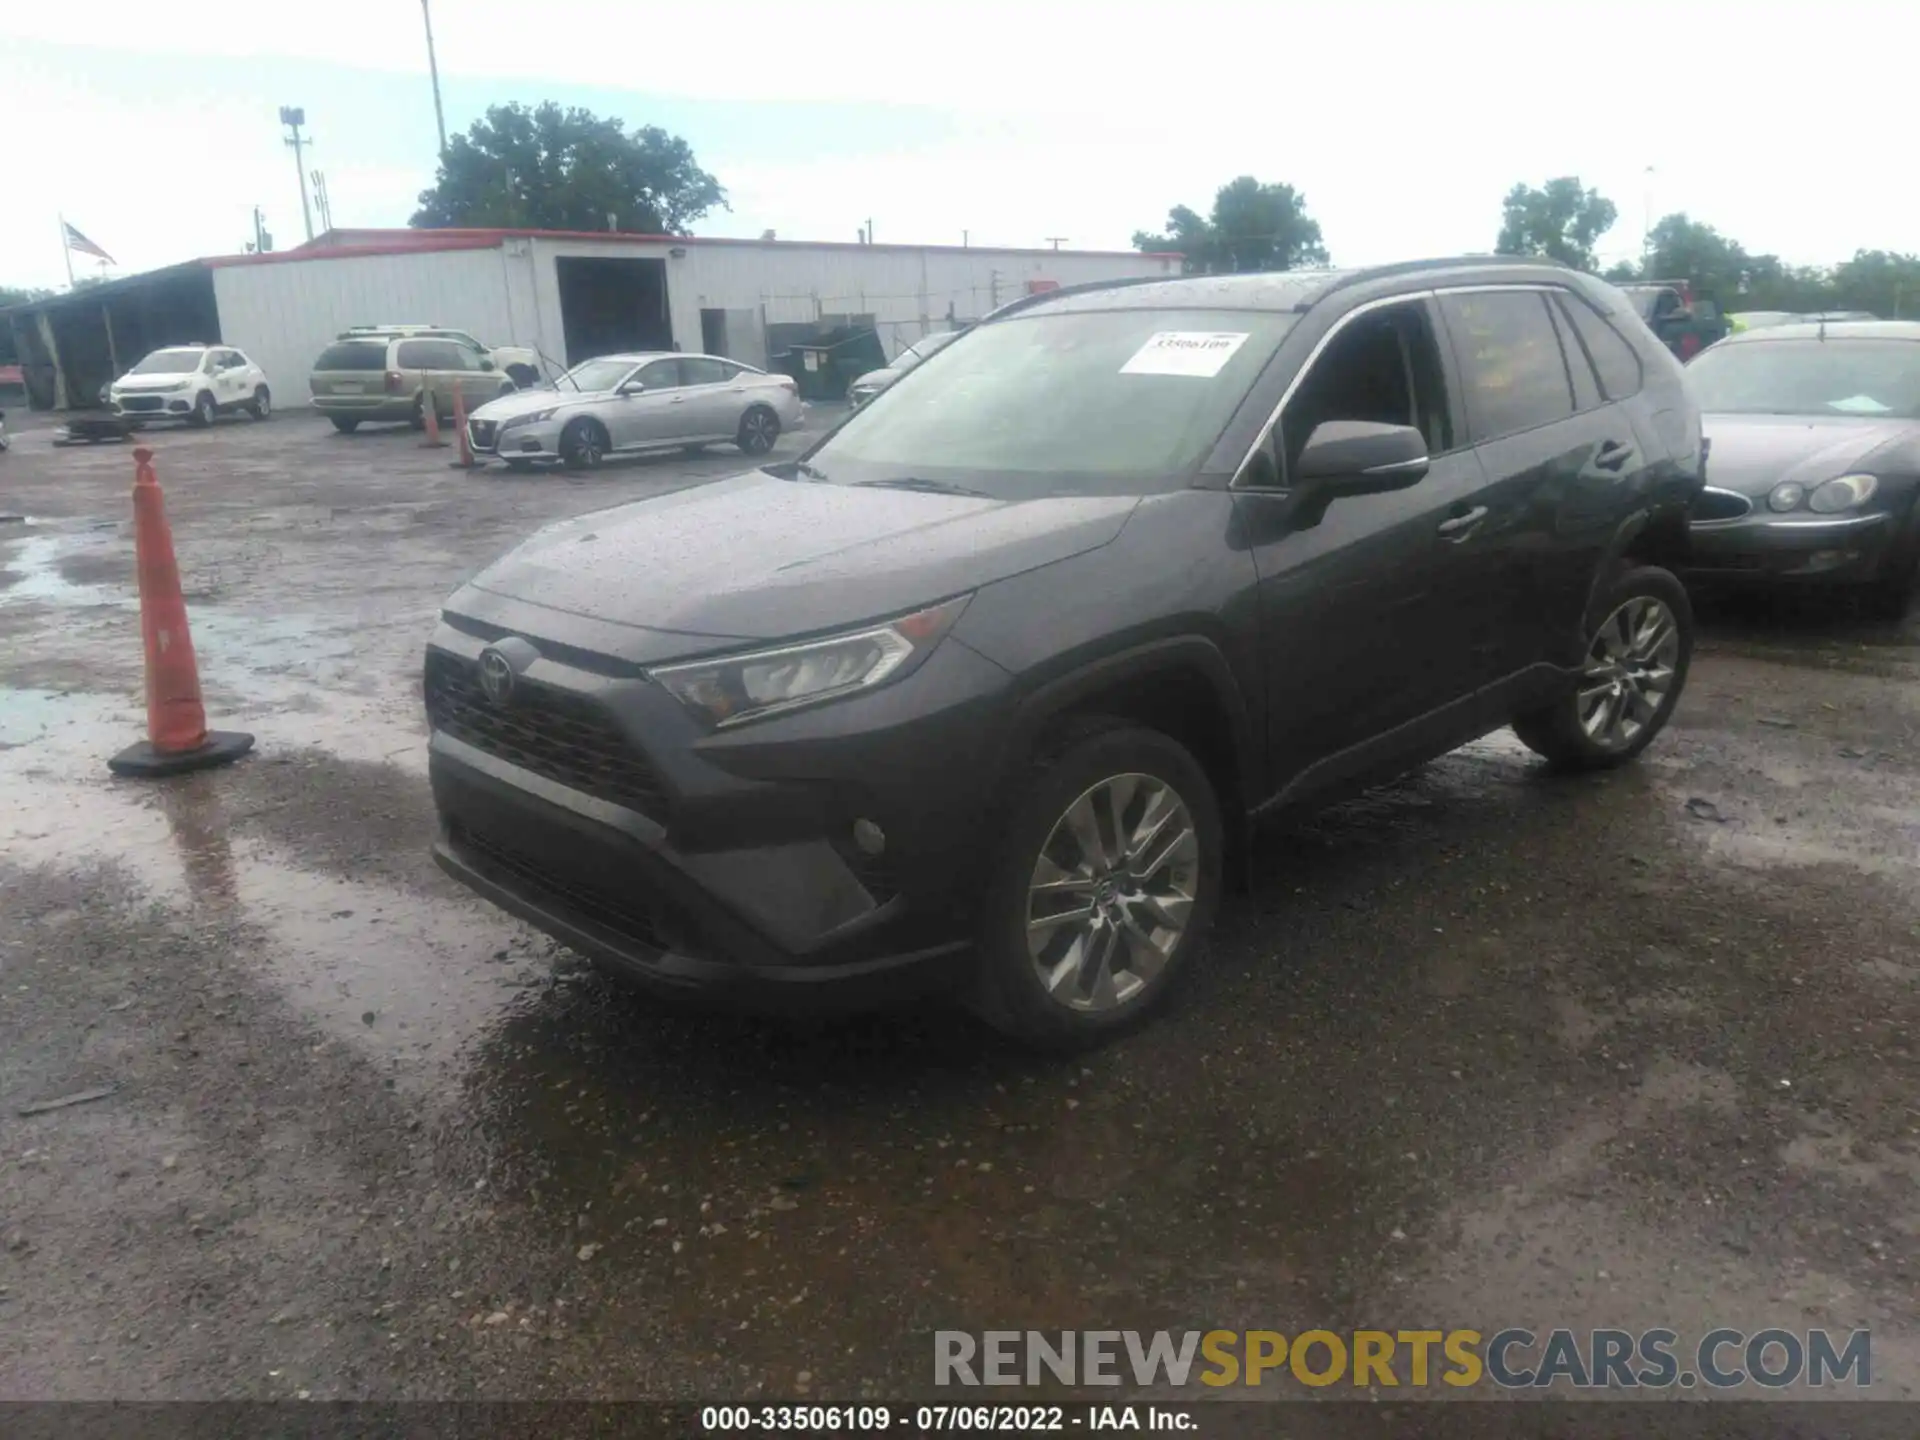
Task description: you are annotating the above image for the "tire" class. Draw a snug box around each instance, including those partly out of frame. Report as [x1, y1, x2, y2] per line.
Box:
[736, 406, 779, 455]
[1512, 564, 1693, 770]
[409, 396, 427, 431]
[189, 391, 215, 428]
[329, 416, 361, 434]
[248, 386, 272, 420]
[559, 417, 609, 470]
[968, 722, 1223, 1050]
[1864, 502, 1920, 621]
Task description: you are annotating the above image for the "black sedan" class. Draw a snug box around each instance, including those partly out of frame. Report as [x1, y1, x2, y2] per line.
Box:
[1683, 321, 1920, 616]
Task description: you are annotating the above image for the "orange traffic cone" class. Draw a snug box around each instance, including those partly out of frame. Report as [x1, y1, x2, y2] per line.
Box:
[108, 448, 255, 778]
[449, 386, 476, 469]
[420, 385, 446, 448]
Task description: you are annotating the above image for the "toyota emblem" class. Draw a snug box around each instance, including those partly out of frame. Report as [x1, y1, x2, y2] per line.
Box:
[477, 648, 515, 706]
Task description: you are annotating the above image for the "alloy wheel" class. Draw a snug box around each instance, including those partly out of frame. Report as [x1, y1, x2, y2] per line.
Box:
[1025, 772, 1199, 1014]
[1577, 595, 1681, 751]
[741, 410, 775, 453]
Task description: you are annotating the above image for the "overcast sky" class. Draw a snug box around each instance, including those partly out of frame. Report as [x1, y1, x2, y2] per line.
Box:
[4, 0, 1912, 290]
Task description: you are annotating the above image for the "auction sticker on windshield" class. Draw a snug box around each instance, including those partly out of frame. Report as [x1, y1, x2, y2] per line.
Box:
[1121, 331, 1250, 378]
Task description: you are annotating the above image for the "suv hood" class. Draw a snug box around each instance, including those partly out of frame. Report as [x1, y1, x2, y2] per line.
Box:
[460, 470, 1138, 654]
[114, 373, 197, 393]
[1702, 413, 1918, 495]
[471, 388, 609, 423]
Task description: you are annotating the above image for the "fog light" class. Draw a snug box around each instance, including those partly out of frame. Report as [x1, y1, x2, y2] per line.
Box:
[852, 818, 886, 856]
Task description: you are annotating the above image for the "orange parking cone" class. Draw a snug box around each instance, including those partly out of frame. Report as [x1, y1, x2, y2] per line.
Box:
[108, 448, 255, 778]
[421, 386, 446, 448]
[449, 387, 476, 469]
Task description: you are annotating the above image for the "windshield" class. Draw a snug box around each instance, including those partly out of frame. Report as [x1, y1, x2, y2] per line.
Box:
[894, 330, 961, 371]
[1687, 338, 1920, 418]
[804, 308, 1296, 496]
[130, 349, 203, 375]
[563, 358, 639, 391]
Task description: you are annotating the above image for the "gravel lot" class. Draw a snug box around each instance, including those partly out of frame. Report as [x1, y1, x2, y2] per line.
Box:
[2, 408, 1919, 1414]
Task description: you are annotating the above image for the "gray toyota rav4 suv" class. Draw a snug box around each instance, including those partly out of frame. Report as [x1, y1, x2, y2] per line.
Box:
[425, 258, 1705, 1049]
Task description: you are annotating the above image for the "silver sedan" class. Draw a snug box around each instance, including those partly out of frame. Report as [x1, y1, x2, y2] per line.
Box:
[467, 352, 807, 470]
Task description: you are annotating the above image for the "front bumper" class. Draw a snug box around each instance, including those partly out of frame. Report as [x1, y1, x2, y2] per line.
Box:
[470, 415, 565, 457]
[1682, 510, 1899, 583]
[424, 614, 1013, 1012]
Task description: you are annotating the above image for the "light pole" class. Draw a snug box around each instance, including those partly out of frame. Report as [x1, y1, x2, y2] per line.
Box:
[281, 106, 314, 243]
[422, 0, 448, 156]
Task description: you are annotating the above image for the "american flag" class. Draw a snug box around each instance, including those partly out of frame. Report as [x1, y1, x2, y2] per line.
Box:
[63, 222, 114, 264]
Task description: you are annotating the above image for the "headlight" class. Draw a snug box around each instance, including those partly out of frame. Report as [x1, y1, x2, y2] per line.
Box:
[1768, 482, 1806, 512]
[649, 595, 971, 728]
[500, 407, 559, 430]
[1808, 473, 1878, 514]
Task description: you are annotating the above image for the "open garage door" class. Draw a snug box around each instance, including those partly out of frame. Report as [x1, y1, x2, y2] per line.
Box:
[556, 257, 671, 363]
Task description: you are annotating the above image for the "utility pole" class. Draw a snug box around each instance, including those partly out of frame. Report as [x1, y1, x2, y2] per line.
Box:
[251, 206, 274, 254]
[1641, 165, 1655, 270]
[1045, 236, 1068, 251]
[962, 230, 969, 249]
[421, 0, 448, 156]
[866, 218, 874, 245]
[280, 107, 314, 243]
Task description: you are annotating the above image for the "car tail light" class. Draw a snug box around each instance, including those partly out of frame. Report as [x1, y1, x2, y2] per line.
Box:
[385, 370, 402, 394]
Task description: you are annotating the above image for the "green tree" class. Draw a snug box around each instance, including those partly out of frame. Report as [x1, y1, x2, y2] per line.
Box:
[413, 102, 726, 234]
[1135, 177, 1328, 274]
[1495, 177, 1618, 270]
[1829, 250, 1920, 319]
[0, 284, 54, 309]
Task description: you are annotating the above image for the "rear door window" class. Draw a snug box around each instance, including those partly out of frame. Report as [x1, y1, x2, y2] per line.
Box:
[1438, 290, 1577, 442]
[680, 357, 732, 386]
[1555, 294, 1645, 400]
[314, 343, 388, 372]
[1545, 303, 1603, 412]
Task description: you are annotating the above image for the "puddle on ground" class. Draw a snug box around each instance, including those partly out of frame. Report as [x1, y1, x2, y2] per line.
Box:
[0, 533, 125, 608]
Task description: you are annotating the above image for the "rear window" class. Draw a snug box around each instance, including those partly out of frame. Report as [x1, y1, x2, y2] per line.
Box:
[314, 343, 388, 372]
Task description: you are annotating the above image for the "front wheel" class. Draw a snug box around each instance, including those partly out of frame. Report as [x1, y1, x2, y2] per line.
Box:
[736, 406, 779, 455]
[559, 417, 608, 470]
[248, 386, 272, 420]
[969, 724, 1223, 1050]
[189, 391, 215, 428]
[1512, 565, 1693, 769]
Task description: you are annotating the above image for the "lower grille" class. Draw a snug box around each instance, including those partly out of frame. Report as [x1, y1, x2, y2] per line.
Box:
[120, 396, 164, 412]
[469, 419, 499, 450]
[424, 650, 666, 817]
[455, 822, 697, 957]
[1690, 487, 1753, 522]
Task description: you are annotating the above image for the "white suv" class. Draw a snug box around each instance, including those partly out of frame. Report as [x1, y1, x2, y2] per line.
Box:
[110, 345, 272, 427]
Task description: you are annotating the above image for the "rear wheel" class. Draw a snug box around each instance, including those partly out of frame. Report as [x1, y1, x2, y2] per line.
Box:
[1512, 565, 1693, 770]
[968, 723, 1222, 1050]
[248, 386, 272, 420]
[329, 416, 361, 434]
[736, 406, 779, 455]
[560, 417, 609, 470]
[189, 391, 215, 428]
[409, 396, 427, 430]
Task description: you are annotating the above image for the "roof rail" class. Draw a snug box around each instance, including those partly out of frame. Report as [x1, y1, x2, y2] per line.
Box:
[1314, 253, 1575, 301]
[981, 274, 1173, 322]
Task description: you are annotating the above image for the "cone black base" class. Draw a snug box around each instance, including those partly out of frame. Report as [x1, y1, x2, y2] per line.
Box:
[108, 730, 255, 778]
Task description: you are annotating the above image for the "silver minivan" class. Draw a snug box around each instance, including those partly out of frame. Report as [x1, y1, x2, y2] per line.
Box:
[310, 334, 516, 433]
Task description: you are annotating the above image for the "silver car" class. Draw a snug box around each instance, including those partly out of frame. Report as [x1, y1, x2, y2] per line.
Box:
[847, 329, 965, 409]
[467, 352, 806, 470]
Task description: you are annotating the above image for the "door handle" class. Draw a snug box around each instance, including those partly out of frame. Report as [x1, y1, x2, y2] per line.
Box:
[1595, 439, 1635, 472]
[670, 396, 686, 404]
[1437, 505, 1488, 538]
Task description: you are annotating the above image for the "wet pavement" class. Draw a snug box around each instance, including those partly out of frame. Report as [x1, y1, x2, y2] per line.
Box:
[3, 412, 1920, 1405]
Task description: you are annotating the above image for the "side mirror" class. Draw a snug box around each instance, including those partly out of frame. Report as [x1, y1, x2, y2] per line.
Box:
[1295, 420, 1430, 495]
[617, 382, 644, 396]
[478, 358, 495, 372]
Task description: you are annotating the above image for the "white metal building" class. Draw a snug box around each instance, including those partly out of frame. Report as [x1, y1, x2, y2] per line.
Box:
[2, 228, 1179, 412]
[219, 229, 1179, 402]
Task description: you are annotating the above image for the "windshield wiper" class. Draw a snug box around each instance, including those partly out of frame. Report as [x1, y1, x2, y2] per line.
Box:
[853, 476, 991, 498]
